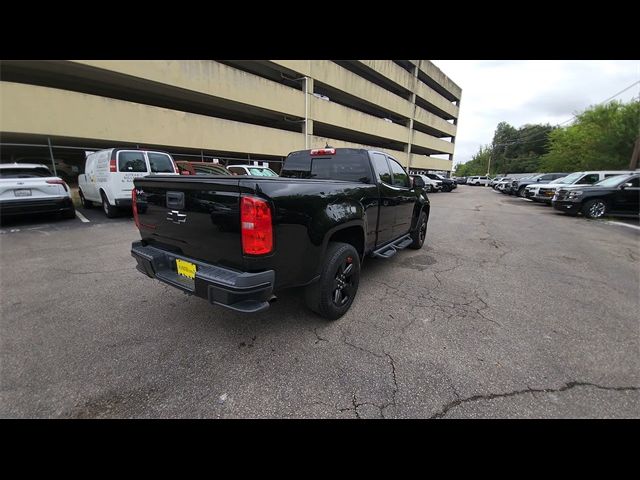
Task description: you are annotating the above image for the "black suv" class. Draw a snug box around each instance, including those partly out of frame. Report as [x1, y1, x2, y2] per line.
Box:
[511, 173, 568, 197]
[552, 173, 640, 219]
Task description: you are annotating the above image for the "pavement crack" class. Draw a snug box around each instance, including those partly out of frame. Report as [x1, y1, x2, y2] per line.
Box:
[473, 290, 502, 327]
[432, 257, 462, 288]
[340, 329, 383, 358]
[380, 352, 399, 418]
[430, 381, 640, 419]
[338, 392, 365, 419]
[313, 328, 329, 345]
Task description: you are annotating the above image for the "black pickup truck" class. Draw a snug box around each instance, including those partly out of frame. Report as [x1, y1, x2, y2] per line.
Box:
[131, 148, 430, 320]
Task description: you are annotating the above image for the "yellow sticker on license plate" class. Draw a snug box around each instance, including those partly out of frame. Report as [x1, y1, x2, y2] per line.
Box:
[176, 259, 197, 279]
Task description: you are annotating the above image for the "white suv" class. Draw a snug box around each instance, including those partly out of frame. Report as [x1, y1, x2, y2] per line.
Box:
[467, 176, 491, 186]
[78, 148, 178, 217]
[0, 163, 75, 220]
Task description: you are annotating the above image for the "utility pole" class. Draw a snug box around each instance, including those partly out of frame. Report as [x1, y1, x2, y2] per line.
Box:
[630, 135, 640, 170]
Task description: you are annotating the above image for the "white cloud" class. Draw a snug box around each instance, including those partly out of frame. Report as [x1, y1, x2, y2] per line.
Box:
[431, 60, 640, 166]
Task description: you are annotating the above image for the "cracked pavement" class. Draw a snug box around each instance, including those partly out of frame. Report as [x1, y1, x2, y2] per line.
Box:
[1, 187, 639, 418]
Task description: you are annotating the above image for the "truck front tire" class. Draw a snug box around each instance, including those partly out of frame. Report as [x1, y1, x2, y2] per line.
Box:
[304, 242, 360, 321]
[409, 211, 428, 249]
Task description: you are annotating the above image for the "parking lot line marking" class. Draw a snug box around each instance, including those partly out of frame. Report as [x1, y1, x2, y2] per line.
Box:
[605, 221, 640, 231]
[76, 211, 90, 223]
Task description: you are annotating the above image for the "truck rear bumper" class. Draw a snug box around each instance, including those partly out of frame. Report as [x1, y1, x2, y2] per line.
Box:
[131, 242, 275, 313]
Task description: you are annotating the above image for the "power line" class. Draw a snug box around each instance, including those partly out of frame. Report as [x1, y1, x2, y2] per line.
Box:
[492, 80, 640, 148]
[551, 79, 639, 128]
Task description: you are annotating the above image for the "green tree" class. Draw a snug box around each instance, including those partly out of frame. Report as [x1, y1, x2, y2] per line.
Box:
[541, 100, 640, 172]
[454, 145, 491, 176]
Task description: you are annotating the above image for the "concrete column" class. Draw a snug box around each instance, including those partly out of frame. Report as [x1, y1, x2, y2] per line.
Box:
[304, 77, 315, 148]
[405, 62, 420, 169]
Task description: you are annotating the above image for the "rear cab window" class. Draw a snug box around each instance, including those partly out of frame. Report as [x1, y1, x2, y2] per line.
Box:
[282, 149, 373, 183]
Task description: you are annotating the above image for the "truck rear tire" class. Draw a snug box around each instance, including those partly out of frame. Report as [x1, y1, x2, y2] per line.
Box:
[409, 211, 427, 249]
[304, 242, 360, 321]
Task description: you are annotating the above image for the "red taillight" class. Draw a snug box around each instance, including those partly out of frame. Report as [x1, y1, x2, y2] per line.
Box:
[241, 196, 273, 255]
[310, 148, 336, 156]
[46, 179, 68, 192]
[109, 158, 117, 172]
[132, 188, 139, 228]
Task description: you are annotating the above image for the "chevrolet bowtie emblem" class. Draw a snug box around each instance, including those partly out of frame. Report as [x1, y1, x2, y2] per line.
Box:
[166, 210, 187, 224]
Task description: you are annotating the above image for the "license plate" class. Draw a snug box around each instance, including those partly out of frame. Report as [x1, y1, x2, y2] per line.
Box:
[14, 189, 32, 197]
[176, 258, 197, 279]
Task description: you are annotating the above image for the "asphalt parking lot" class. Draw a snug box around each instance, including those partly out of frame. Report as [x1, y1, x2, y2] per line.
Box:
[1, 186, 638, 418]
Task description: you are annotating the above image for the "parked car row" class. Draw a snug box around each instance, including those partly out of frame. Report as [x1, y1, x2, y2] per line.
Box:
[2, 148, 282, 222]
[410, 173, 457, 193]
[492, 170, 639, 219]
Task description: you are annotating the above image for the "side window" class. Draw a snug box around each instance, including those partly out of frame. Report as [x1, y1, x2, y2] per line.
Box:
[627, 177, 640, 188]
[228, 167, 245, 175]
[581, 174, 600, 184]
[388, 157, 410, 188]
[371, 153, 392, 184]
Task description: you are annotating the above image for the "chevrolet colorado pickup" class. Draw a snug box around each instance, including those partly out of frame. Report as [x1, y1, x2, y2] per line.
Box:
[131, 148, 430, 320]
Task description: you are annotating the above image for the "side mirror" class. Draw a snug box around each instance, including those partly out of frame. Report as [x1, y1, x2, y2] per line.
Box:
[536, 178, 541, 182]
[621, 182, 633, 189]
[413, 176, 425, 189]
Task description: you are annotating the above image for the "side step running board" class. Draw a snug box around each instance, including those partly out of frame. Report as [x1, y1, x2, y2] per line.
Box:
[372, 234, 412, 259]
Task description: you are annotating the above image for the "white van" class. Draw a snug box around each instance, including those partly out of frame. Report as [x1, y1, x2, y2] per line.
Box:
[78, 148, 178, 217]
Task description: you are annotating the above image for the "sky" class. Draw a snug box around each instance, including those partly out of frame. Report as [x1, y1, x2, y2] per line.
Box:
[430, 60, 640, 168]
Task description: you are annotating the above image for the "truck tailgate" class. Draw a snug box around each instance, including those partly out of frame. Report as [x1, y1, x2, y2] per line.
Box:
[133, 176, 244, 269]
